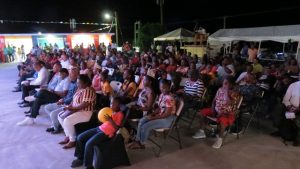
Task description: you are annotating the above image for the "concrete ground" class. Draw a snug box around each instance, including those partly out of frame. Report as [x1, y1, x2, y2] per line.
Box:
[0, 63, 299, 169]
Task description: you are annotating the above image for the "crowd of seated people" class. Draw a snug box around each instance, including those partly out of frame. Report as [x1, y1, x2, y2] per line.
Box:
[12, 42, 300, 169]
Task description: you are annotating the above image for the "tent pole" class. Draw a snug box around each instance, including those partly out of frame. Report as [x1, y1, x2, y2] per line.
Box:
[229, 41, 232, 54]
[258, 41, 262, 54]
[296, 41, 300, 63]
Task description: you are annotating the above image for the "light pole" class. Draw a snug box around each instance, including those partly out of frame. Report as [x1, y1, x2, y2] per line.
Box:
[104, 12, 119, 46]
[156, 0, 164, 25]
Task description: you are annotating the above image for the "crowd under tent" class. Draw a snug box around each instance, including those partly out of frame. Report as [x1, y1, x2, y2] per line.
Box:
[208, 24, 300, 62]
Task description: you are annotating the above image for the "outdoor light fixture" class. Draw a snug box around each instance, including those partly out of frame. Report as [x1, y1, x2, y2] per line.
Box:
[38, 32, 42, 35]
[104, 11, 119, 46]
[104, 13, 111, 20]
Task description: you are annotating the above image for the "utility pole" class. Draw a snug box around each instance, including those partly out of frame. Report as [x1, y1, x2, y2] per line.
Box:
[69, 18, 76, 32]
[114, 11, 119, 46]
[134, 21, 141, 47]
[223, 16, 227, 29]
[157, 0, 164, 25]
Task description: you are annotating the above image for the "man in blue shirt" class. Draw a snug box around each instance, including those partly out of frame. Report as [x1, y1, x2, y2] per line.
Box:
[44, 68, 79, 133]
[17, 67, 79, 127]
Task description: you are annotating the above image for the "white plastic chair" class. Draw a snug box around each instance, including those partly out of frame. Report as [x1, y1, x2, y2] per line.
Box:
[110, 81, 122, 94]
[102, 67, 115, 76]
[134, 75, 140, 84]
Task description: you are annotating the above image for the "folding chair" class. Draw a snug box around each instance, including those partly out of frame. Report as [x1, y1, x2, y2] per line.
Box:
[242, 90, 264, 134]
[179, 88, 207, 128]
[206, 96, 243, 140]
[148, 98, 184, 157]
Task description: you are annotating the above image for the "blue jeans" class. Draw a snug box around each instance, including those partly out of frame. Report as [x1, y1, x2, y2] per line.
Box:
[136, 115, 176, 144]
[75, 127, 109, 167]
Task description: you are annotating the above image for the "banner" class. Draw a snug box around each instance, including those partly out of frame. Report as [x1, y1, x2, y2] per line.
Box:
[0, 36, 5, 62]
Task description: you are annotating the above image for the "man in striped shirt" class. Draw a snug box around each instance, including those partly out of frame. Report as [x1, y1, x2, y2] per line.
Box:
[181, 70, 205, 113]
[184, 70, 205, 99]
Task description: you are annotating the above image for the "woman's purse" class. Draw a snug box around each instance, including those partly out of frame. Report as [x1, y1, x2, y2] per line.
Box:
[58, 110, 74, 119]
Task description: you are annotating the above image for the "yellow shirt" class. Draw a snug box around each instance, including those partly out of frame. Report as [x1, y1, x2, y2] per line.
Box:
[122, 80, 137, 98]
[252, 63, 263, 74]
[102, 81, 113, 96]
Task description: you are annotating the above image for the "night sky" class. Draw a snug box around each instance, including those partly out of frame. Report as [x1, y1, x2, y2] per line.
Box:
[1, 0, 300, 42]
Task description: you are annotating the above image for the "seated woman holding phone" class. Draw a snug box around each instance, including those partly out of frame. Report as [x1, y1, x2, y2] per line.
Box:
[58, 74, 96, 149]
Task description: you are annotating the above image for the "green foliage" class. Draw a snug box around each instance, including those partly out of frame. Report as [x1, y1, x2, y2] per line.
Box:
[138, 23, 165, 50]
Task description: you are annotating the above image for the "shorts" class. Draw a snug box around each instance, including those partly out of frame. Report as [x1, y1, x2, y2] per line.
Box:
[199, 108, 235, 127]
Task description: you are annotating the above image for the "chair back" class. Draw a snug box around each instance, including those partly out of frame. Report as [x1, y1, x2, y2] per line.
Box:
[233, 96, 243, 117]
[102, 67, 115, 76]
[166, 97, 184, 130]
[175, 98, 184, 117]
[134, 75, 140, 84]
[179, 78, 189, 87]
[110, 81, 122, 93]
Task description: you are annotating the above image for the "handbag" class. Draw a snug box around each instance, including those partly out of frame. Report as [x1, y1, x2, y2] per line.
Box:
[58, 110, 74, 119]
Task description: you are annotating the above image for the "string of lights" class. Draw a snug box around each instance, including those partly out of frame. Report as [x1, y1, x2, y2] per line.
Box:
[0, 19, 110, 26]
[90, 25, 112, 33]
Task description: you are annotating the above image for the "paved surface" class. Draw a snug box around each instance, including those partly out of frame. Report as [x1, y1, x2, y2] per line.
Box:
[0, 63, 299, 169]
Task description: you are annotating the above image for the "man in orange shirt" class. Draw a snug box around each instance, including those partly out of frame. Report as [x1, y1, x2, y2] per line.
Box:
[248, 43, 258, 63]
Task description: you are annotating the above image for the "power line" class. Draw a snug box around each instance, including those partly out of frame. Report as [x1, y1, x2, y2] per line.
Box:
[89, 25, 112, 33]
[165, 5, 300, 26]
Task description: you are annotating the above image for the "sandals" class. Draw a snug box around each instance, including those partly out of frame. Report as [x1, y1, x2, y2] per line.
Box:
[58, 137, 69, 145]
[128, 142, 145, 149]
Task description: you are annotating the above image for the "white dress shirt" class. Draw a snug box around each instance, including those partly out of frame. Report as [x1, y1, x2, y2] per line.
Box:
[60, 60, 71, 70]
[30, 67, 49, 86]
[236, 72, 247, 85]
[283, 81, 300, 108]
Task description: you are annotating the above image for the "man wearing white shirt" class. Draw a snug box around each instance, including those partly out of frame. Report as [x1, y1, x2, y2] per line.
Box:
[20, 61, 49, 105]
[60, 53, 71, 70]
[47, 62, 62, 91]
[283, 80, 300, 112]
[217, 57, 235, 84]
[18, 68, 70, 126]
[280, 79, 300, 146]
[235, 65, 254, 85]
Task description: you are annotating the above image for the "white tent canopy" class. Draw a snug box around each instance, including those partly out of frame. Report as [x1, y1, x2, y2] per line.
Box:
[154, 28, 195, 42]
[208, 25, 300, 43]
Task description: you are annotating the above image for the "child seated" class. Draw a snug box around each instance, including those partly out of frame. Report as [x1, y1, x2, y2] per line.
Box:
[192, 76, 239, 149]
[128, 79, 176, 149]
[71, 97, 124, 169]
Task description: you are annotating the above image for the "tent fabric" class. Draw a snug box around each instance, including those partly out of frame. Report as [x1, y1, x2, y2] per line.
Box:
[208, 25, 300, 43]
[154, 28, 195, 42]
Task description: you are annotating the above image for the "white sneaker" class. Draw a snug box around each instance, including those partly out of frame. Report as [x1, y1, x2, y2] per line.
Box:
[25, 96, 36, 102]
[192, 129, 206, 139]
[212, 138, 223, 149]
[17, 117, 34, 126]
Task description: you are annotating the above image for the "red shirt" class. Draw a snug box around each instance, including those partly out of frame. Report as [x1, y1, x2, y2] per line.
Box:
[99, 112, 124, 138]
[166, 65, 177, 73]
[159, 64, 166, 71]
[132, 57, 139, 65]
